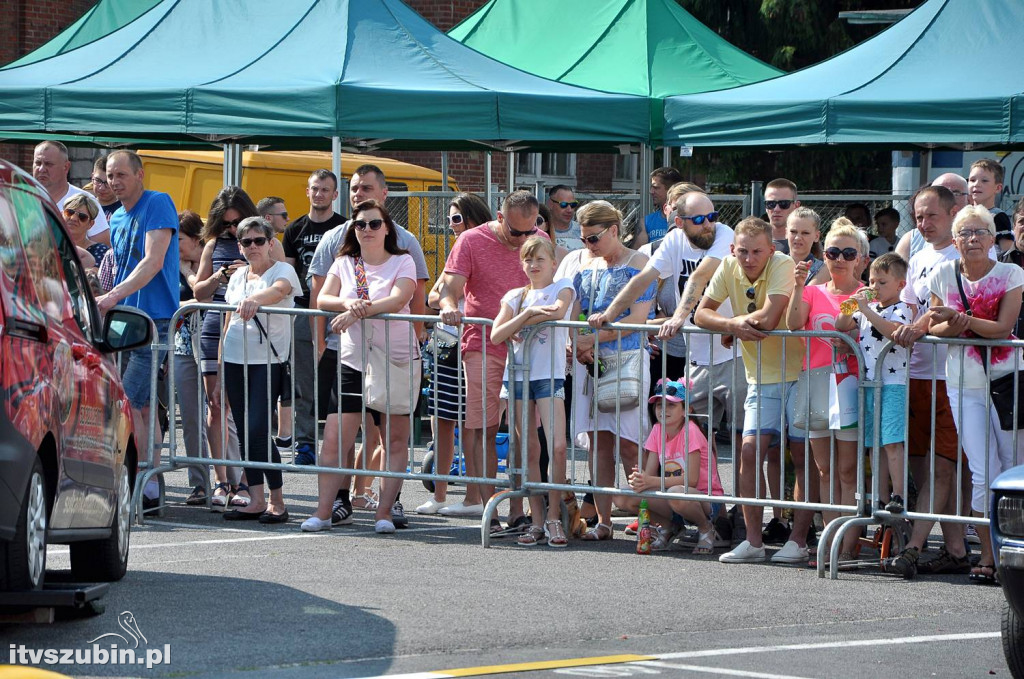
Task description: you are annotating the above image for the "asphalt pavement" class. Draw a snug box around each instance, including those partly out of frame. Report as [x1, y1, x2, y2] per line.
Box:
[0, 445, 1009, 679]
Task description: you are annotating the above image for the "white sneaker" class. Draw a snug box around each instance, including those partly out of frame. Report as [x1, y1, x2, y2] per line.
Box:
[375, 519, 396, 534]
[771, 540, 810, 563]
[300, 516, 332, 532]
[966, 524, 981, 545]
[719, 540, 766, 563]
[438, 502, 483, 517]
[415, 498, 448, 515]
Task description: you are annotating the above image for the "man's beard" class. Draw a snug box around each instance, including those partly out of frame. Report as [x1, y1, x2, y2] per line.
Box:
[687, 229, 715, 250]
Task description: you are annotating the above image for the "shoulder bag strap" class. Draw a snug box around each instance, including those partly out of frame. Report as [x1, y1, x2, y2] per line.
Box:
[244, 266, 284, 363]
[953, 265, 986, 376]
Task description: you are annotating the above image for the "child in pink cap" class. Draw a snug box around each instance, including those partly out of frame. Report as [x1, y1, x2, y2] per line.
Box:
[629, 378, 725, 554]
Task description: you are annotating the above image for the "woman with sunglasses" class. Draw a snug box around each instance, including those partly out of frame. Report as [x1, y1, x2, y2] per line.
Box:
[558, 200, 656, 541]
[220, 217, 301, 523]
[928, 206, 1024, 584]
[303, 200, 418, 534]
[62, 193, 109, 268]
[785, 218, 868, 564]
[193, 186, 258, 510]
[786, 207, 830, 286]
[419, 193, 492, 514]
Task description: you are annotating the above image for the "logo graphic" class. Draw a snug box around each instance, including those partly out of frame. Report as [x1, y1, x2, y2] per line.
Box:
[88, 611, 148, 648]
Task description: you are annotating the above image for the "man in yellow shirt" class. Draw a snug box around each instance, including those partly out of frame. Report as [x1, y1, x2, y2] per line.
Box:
[695, 217, 808, 563]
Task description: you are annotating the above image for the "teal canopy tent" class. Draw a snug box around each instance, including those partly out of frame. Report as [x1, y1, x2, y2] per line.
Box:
[448, 0, 781, 143]
[0, 0, 649, 150]
[662, 0, 1024, 148]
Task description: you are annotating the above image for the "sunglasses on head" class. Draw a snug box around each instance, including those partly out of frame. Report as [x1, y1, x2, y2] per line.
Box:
[652, 381, 685, 398]
[580, 225, 612, 245]
[745, 285, 757, 313]
[239, 236, 269, 247]
[825, 246, 859, 261]
[553, 200, 579, 209]
[63, 208, 91, 222]
[353, 219, 385, 231]
[222, 217, 243, 229]
[765, 200, 794, 210]
[679, 211, 719, 226]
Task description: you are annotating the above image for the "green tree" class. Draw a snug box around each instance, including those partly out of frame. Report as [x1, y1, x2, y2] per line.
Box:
[677, 0, 923, 191]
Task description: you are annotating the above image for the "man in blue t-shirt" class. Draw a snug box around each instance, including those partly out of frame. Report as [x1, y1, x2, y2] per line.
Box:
[98, 150, 179, 508]
[639, 166, 682, 249]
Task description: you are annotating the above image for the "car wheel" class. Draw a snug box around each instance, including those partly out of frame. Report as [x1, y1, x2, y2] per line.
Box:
[1004, 599, 1024, 679]
[70, 463, 130, 582]
[0, 457, 47, 592]
[421, 450, 435, 492]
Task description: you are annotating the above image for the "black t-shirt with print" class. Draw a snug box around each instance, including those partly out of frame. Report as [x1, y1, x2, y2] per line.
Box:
[282, 212, 346, 307]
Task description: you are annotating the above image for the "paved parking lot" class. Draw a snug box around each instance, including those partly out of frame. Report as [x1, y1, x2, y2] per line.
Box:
[1, 456, 1009, 678]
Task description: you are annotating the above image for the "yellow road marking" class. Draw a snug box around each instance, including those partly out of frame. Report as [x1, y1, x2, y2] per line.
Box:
[441, 654, 657, 677]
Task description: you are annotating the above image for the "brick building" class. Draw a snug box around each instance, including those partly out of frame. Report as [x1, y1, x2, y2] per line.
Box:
[0, 0, 622, 193]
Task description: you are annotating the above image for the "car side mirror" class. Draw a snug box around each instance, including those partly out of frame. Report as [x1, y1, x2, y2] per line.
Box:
[99, 306, 154, 353]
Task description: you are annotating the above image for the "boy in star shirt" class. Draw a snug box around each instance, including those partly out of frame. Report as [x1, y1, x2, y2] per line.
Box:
[835, 253, 913, 512]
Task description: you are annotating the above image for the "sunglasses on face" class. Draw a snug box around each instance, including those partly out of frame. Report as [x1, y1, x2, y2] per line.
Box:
[824, 247, 859, 261]
[553, 200, 579, 209]
[63, 208, 91, 222]
[765, 200, 794, 210]
[222, 218, 243, 229]
[580, 226, 612, 245]
[679, 211, 719, 226]
[745, 285, 757, 313]
[269, 211, 288, 220]
[353, 219, 385, 231]
[239, 237, 269, 248]
[448, 213, 464, 225]
[508, 226, 538, 238]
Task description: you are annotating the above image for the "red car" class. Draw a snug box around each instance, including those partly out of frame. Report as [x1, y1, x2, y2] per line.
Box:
[0, 159, 152, 591]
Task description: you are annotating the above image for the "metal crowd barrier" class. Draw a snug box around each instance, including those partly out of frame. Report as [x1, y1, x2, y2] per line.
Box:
[136, 304, 519, 526]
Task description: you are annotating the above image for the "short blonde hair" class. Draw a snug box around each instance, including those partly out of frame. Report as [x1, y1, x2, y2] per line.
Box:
[825, 217, 869, 256]
[64, 193, 98, 220]
[952, 204, 996, 237]
[734, 217, 772, 241]
[668, 182, 706, 213]
[519, 235, 556, 261]
[577, 200, 622, 228]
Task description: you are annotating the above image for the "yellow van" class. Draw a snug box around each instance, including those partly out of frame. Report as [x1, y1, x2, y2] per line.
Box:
[138, 149, 459, 281]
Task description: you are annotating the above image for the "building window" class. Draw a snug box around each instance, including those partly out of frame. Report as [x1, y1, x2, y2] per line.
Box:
[613, 153, 638, 187]
[516, 153, 576, 185]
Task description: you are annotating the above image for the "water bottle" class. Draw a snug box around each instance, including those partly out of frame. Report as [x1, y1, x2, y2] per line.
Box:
[636, 499, 653, 555]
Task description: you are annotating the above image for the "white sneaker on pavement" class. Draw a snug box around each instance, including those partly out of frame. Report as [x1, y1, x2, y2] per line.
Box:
[438, 501, 483, 517]
[719, 540, 766, 563]
[415, 498, 448, 515]
[771, 540, 809, 563]
[300, 516, 332, 532]
[375, 519, 396, 534]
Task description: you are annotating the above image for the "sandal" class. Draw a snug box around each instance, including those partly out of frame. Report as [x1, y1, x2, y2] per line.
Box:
[969, 564, 999, 586]
[692, 528, 717, 555]
[580, 523, 613, 541]
[517, 525, 546, 547]
[210, 482, 232, 511]
[351, 493, 379, 510]
[186, 485, 208, 506]
[545, 519, 568, 548]
[229, 483, 251, 508]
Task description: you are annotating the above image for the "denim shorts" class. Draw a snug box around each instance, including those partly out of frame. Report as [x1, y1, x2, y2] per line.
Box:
[502, 378, 566, 401]
[122, 319, 170, 410]
[742, 380, 800, 439]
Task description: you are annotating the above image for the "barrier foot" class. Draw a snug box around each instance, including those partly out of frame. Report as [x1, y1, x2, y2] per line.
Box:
[132, 463, 176, 526]
[481, 489, 526, 548]
[827, 517, 876, 580]
[817, 515, 859, 579]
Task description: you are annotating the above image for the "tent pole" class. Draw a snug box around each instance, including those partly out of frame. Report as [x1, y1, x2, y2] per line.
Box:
[440, 151, 449, 191]
[332, 137, 344, 215]
[507, 151, 516, 195]
[639, 144, 653, 217]
[223, 143, 242, 187]
[485, 151, 493, 212]
[661, 146, 670, 166]
[918, 149, 930, 186]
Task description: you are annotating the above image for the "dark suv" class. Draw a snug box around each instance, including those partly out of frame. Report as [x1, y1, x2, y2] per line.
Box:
[0, 159, 152, 592]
